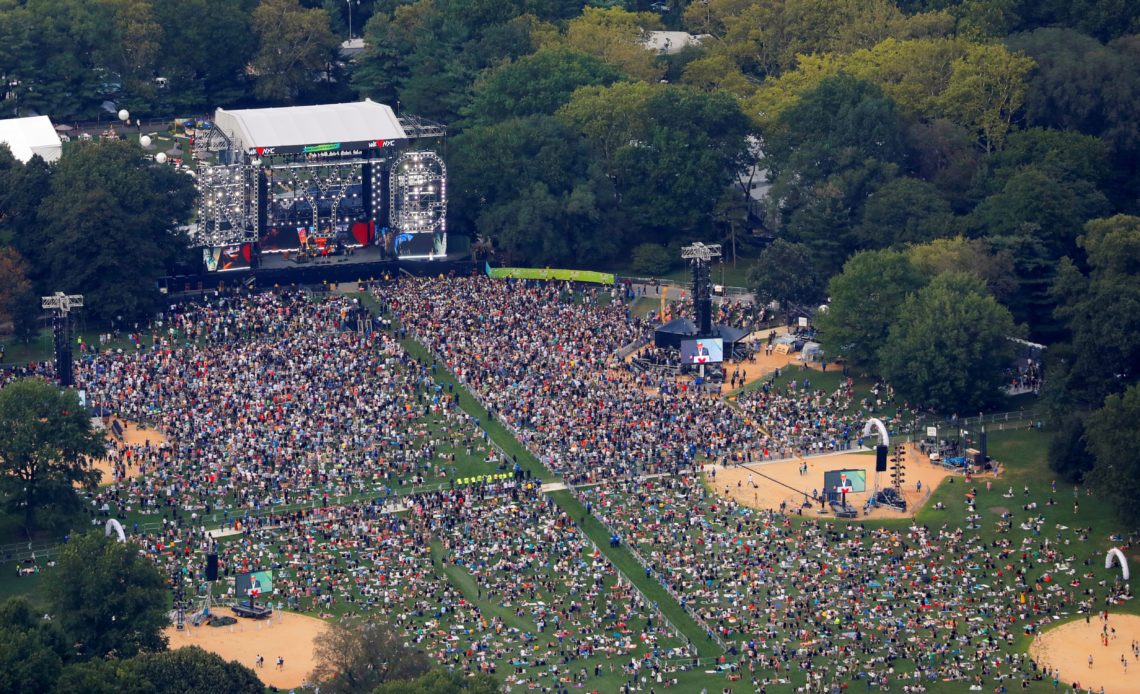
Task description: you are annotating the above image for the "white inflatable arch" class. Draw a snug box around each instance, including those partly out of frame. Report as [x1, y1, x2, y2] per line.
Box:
[105, 518, 126, 543]
[862, 418, 890, 447]
[1106, 547, 1130, 581]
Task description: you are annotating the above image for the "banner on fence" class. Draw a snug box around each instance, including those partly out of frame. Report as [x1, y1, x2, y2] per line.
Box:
[487, 266, 615, 285]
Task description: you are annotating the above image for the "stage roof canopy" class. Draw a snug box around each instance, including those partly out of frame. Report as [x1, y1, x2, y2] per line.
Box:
[0, 115, 62, 163]
[214, 99, 406, 153]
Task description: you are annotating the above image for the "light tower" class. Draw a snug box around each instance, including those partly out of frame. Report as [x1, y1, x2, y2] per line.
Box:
[680, 242, 721, 336]
[41, 292, 84, 388]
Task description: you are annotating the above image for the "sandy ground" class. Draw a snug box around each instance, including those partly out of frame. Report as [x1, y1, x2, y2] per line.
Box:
[707, 443, 976, 520]
[1029, 613, 1140, 694]
[89, 418, 166, 484]
[165, 609, 329, 689]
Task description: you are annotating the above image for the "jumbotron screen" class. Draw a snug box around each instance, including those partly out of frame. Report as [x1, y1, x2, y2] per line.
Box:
[234, 570, 273, 599]
[680, 338, 723, 365]
[824, 469, 866, 494]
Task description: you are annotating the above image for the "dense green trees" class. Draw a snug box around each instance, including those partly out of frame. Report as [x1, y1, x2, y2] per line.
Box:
[1084, 384, 1140, 527]
[311, 621, 433, 694]
[815, 249, 925, 373]
[0, 378, 104, 531]
[35, 141, 194, 323]
[879, 272, 1019, 412]
[747, 240, 821, 310]
[0, 596, 262, 694]
[46, 530, 169, 659]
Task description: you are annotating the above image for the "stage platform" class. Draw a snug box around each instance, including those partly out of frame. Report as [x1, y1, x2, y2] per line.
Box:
[163, 252, 478, 292]
[257, 245, 390, 271]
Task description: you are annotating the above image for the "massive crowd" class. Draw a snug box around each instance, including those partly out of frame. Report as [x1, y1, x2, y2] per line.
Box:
[76, 289, 496, 522]
[576, 474, 1121, 690]
[7, 275, 1128, 692]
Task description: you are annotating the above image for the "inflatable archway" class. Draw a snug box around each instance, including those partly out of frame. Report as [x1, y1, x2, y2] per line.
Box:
[1106, 547, 1130, 581]
[105, 518, 126, 543]
[862, 418, 890, 447]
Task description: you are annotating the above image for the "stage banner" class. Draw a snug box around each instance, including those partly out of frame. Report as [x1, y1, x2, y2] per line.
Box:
[487, 267, 615, 285]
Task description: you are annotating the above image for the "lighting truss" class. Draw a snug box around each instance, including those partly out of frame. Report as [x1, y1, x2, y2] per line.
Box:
[267, 162, 362, 232]
[681, 242, 722, 263]
[194, 164, 256, 247]
[389, 151, 446, 234]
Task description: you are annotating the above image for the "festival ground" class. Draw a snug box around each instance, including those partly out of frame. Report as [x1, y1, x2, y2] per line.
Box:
[1029, 613, 1140, 694]
[164, 610, 327, 689]
[707, 443, 978, 520]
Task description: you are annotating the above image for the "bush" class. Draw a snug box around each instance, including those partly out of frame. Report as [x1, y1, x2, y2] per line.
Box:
[630, 243, 675, 275]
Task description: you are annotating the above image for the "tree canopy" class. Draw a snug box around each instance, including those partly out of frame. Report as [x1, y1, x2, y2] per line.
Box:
[46, 530, 169, 659]
[815, 249, 926, 373]
[879, 272, 1020, 413]
[0, 378, 104, 531]
[311, 621, 433, 694]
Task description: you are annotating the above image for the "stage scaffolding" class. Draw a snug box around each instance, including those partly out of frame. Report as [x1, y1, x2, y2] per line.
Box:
[191, 103, 448, 263]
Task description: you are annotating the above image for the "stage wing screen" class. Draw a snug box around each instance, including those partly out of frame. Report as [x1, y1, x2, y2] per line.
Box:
[203, 244, 252, 272]
[394, 232, 446, 259]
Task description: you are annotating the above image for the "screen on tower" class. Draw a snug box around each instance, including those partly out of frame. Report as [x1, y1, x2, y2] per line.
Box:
[681, 338, 723, 364]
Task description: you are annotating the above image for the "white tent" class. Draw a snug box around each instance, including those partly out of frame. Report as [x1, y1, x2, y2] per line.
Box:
[0, 115, 63, 163]
[801, 341, 823, 362]
[213, 99, 406, 154]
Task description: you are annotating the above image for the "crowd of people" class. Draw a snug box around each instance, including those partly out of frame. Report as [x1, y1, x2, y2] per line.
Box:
[77, 289, 497, 523]
[136, 476, 695, 691]
[6, 274, 1129, 693]
[577, 474, 1122, 691]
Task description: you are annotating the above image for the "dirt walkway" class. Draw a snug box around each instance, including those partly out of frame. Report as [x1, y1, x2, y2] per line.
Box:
[707, 444, 976, 520]
[89, 418, 166, 485]
[165, 610, 328, 689]
[1029, 613, 1140, 693]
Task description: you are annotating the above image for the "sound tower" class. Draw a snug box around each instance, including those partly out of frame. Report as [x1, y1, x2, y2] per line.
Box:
[980, 429, 988, 466]
[205, 553, 219, 581]
[875, 444, 888, 472]
[53, 319, 73, 387]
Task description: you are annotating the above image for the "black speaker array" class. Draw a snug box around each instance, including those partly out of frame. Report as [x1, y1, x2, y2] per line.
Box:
[875, 445, 888, 472]
[206, 553, 219, 581]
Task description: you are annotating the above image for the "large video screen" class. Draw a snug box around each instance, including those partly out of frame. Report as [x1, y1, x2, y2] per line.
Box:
[824, 469, 866, 494]
[394, 232, 446, 259]
[203, 244, 251, 272]
[680, 338, 723, 365]
[234, 570, 273, 600]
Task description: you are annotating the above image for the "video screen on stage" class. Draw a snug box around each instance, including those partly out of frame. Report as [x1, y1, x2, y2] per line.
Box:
[235, 570, 273, 599]
[824, 469, 866, 494]
[259, 226, 304, 252]
[203, 244, 251, 272]
[680, 338, 723, 364]
[394, 231, 446, 259]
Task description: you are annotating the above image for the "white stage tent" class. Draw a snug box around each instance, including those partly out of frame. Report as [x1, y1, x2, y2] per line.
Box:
[213, 99, 407, 155]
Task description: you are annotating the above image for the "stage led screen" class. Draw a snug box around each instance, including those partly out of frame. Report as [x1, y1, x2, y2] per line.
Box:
[394, 232, 446, 259]
[680, 338, 723, 365]
[824, 469, 866, 494]
[259, 226, 304, 252]
[234, 570, 273, 599]
[203, 244, 251, 272]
